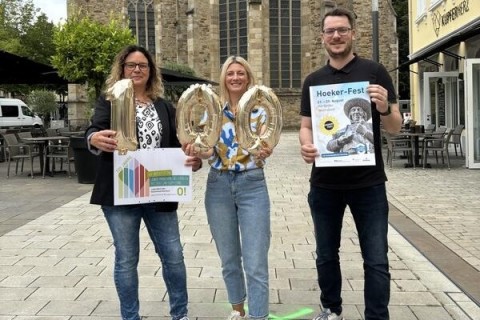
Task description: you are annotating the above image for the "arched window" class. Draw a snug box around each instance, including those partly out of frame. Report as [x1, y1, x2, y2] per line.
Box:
[128, 0, 156, 55]
[269, 0, 301, 88]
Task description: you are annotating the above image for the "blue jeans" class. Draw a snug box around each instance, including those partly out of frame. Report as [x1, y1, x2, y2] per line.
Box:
[102, 204, 188, 320]
[205, 168, 270, 319]
[308, 184, 390, 320]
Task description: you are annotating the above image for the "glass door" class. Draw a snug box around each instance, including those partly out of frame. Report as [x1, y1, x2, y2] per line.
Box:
[465, 59, 480, 169]
[423, 72, 460, 127]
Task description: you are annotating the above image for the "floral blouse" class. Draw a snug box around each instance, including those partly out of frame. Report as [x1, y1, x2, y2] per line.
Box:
[208, 102, 267, 172]
[136, 101, 162, 149]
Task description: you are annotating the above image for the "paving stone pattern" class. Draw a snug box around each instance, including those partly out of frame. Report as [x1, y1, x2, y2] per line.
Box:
[0, 131, 479, 319]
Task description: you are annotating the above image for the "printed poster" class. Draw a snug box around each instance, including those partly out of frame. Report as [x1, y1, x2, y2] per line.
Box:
[113, 148, 192, 205]
[309, 81, 376, 167]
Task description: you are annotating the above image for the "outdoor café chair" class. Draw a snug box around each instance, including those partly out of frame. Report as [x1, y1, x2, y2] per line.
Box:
[448, 124, 465, 157]
[3, 133, 40, 178]
[43, 137, 73, 178]
[422, 129, 454, 170]
[383, 131, 415, 168]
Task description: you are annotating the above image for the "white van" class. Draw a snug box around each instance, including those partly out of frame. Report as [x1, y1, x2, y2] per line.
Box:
[0, 98, 43, 128]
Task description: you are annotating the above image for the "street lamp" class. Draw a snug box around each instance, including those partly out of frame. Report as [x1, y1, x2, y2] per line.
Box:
[372, 0, 379, 62]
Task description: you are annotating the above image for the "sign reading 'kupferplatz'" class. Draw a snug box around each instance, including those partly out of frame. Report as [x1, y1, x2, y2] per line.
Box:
[431, 0, 470, 37]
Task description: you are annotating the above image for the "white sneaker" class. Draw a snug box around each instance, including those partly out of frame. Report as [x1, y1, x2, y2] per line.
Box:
[178, 317, 189, 320]
[312, 308, 344, 320]
[227, 310, 247, 320]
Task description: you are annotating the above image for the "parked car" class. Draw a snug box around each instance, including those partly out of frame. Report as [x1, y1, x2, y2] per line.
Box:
[0, 98, 43, 128]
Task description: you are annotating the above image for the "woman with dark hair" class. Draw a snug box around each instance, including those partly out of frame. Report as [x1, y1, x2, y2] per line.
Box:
[85, 45, 201, 320]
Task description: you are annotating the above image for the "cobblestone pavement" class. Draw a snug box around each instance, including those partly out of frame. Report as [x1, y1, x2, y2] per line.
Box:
[0, 131, 478, 319]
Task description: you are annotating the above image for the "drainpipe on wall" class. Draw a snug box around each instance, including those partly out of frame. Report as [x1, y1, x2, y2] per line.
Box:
[372, 0, 379, 62]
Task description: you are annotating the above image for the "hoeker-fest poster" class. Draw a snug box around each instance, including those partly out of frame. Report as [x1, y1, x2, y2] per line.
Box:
[309, 81, 376, 167]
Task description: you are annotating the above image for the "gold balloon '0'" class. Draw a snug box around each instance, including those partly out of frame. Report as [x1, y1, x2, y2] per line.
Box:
[176, 84, 222, 152]
[236, 85, 283, 155]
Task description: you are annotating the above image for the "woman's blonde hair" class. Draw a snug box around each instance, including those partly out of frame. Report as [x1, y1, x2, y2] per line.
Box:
[219, 56, 256, 106]
[105, 45, 164, 100]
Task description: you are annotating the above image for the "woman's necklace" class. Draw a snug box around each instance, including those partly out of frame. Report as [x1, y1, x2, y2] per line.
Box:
[135, 97, 151, 107]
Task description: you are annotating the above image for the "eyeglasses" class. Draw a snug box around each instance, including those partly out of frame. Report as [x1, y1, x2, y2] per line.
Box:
[124, 62, 149, 71]
[323, 27, 352, 37]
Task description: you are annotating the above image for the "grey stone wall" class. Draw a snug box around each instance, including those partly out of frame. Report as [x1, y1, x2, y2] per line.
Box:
[186, 0, 214, 79]
[275, 88, 303, 130]
[67, 0, 125, 23]
[156, 0, 178, 66]
[248, 1, 267, 84]
[175, 1, 188, 65]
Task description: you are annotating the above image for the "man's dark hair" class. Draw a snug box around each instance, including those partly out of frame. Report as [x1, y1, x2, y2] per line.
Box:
[321, 7, 356, 31]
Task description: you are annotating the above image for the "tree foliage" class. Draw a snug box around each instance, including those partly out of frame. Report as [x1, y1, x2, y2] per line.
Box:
[0, 0, 54, 64]
[26, 89, 57, 121]
[0, 0, 59, 95]
[21, 13, 55, 64]
[0, 0, 36, 49]
[51, 14, 136, 98]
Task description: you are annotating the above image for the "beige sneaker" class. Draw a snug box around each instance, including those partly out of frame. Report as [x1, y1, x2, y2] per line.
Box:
[227, 310, 247, 320]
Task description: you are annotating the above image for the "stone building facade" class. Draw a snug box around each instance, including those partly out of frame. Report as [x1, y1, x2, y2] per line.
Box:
[68, 0, 398, 129]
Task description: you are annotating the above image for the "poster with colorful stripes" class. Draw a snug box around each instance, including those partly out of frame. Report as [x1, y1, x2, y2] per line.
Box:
[113, 148, 192, 205]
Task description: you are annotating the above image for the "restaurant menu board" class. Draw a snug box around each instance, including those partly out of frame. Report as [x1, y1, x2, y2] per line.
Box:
[113, 148, 192, 205]
[309, 81, 376, 167]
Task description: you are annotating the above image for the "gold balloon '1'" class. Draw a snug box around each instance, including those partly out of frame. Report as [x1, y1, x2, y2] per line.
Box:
[236, 85, 283, 155]
[176, 84, 223, 152]
[107, 79, 138, 155]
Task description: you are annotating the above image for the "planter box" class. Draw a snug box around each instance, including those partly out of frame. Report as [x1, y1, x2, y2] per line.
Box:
[70, 136, 98, 184]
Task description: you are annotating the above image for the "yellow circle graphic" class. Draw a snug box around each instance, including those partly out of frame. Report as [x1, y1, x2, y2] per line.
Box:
[318, 116, 339, 136]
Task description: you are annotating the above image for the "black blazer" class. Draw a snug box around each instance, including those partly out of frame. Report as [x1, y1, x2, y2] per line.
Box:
[85, 95, 181, 211]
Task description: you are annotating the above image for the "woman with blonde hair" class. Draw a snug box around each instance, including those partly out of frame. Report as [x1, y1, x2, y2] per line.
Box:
[185, 56, 273, 320]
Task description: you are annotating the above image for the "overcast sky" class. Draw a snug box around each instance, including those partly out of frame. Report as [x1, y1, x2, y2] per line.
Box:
[32, 0, 66, 24]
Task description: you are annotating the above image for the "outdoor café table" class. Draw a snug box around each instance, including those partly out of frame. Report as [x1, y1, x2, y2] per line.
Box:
[22, 136, 70, 176]
[394, 132, 433, 167]
[59, 131, 85, 137]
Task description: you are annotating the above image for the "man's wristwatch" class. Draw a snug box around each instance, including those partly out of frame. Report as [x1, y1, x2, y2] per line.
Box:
[379, 105, 391, 116]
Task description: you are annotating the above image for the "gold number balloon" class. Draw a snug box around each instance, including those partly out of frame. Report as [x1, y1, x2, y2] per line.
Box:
[176, 84, 222, 152]
[236, 85, 283, 155]
[106, 79, 138, 155]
